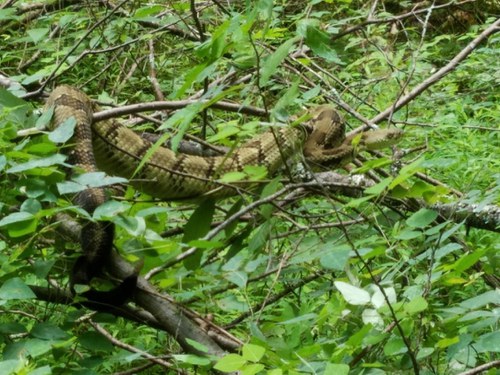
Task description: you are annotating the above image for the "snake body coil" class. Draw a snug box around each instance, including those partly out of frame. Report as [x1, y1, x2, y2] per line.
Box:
[47, 85, 402, 307]
[47, 87, 137, 308]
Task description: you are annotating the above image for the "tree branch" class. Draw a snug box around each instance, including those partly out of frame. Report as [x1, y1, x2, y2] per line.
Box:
[93, 99, 267, 121]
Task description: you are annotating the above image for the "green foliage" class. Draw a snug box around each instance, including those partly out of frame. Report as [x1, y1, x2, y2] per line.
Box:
[0, 1, 498, 374]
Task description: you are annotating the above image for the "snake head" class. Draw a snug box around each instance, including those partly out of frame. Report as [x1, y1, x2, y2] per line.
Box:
[362, 128, 404, 150]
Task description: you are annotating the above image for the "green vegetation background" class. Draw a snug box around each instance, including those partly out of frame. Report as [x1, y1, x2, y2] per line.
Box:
[0, 1, 498, 374]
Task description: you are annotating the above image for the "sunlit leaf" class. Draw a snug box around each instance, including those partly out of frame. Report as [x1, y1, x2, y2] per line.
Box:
[404, 296, 428, 315]
[172, 354, 211, 365]
[214, 354, 246, 372]
[334, 281, 370, 305]
[242, 343, 265, 362]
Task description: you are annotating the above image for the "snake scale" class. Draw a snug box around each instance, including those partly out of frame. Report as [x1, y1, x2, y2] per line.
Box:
[46, 85, 403, 307]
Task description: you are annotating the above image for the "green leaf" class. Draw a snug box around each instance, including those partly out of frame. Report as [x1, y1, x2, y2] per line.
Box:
[242, 343, 265, 362]
[260, 37, 298, 85]
[324, 364, 349, 375]
[280, 313, 317, 325]
[405, 180, 436, 198]
[183, 199, 215, 269]
[224, 199, 243, 237]
[196, 19, 231, 62]
[0, 323, 27, 335]
[133, 5, 164, 19]
[0, 212, 38, 237]
[404, 296, 428, 315]
[320, 247, 350, 271]
[6, 154, 67, 173]
[459, 290, 499, 309]
[23, 338, 53, 358]
[185, 338, 209, 354]
[57, 172, 127, 194]
[74, 172, 127, 187]
[334, 281, 370, 305]
[371, 287, 397, 308]
[172, 354, 211, 366]
[406, 209, 438, 228]
[188, 239, 224, 249]
[272, 80, 300, 120]
[244, 165, 268, 181]
[207, 122, 240, 143]
[346, 324, 372, 347]
[302, 85, 321, 100]
[241, 363, 265, 375]
[93, 200, 129, 220]
[0, 8, 17, 21]
[383, 337, 407, 356]
[0, 360, 22, 374]
[219, 171, 247, 183]
[32, 260, 55, 279]
[224, 271, 248, 288]
[55, 181, 81, 195]
[451, 249, 485, 273]
[78, 331, 113, 352]
[364, 177, 392, 195]
[246, 221, 271, 253]
[395, 229, 422, 240]
[27, 28, 49, 43]
[183, 200, 215, 243]
[474, 331, 500, 353]
[218, 295, 249, 312]
[354, 157, 393, 174]
[436, 336, 460, 349]
[0, 278, 36, 300]
[48, 116, 76, 143]
[345, 195, 374, 208]
[20, 198, 41, 214]
[304, 26, 343, 64]
[214, 353, 247, 372]
[416, 347, 435, 360]
[35, 106, 53, 130]
[157, 102, 204, 149]
[0, 88, 26, 109]
[175, 63, 212, 98]
[259, 177, 280, 219]
[389, 158, 424, 189]
[0, 212, 34, 227]
[114, 216, 145, 237]
[30, 323, 69, 340]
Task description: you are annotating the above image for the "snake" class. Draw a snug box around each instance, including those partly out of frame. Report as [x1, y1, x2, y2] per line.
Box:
[46, 85, 403, 307]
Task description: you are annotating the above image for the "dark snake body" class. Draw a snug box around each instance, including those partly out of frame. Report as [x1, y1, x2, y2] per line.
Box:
[47, 88, 137, 308]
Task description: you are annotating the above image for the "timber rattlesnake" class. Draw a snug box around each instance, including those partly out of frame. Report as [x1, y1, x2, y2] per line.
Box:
[46, 85, 403, 307]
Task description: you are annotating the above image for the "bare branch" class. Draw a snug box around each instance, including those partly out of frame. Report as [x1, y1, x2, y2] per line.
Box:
[370, 18, 500, 125]
[457, 360, 500, 375]
[93, 99, 267, 120]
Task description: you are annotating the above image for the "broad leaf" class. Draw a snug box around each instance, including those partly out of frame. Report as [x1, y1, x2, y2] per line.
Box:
[406, 208, 438, 228]
[334, 281, 370, 305]
[0, 278, 36, 300]
[260, 37, 298, 85]
[214, 354, 246, 372]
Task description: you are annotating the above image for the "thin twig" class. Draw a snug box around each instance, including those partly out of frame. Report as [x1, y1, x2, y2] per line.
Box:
[88, 321, 176, 370]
